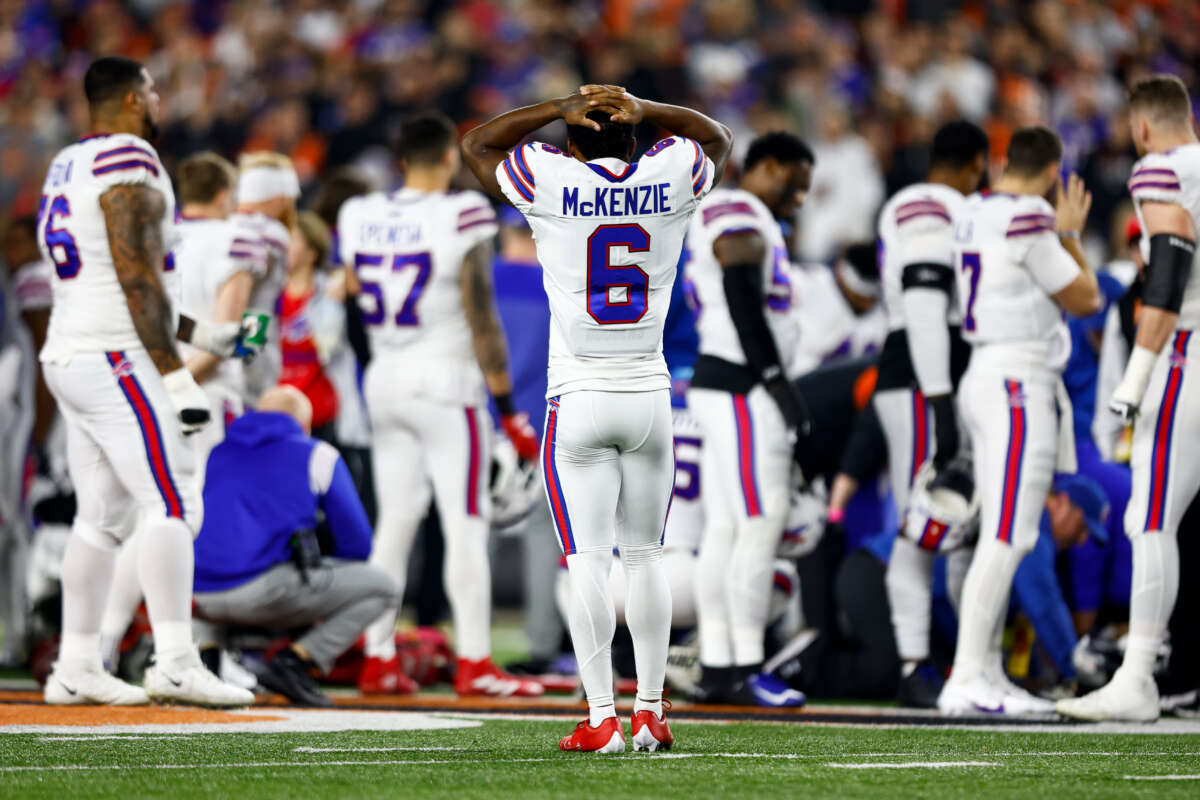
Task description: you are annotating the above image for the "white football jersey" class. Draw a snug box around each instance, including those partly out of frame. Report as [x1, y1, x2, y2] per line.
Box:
[664, 407, 704, 553]
[788, 261, 886, 374]
[36, 133, 179, 362]
[176, 215, 266, 392]
[1128, 143, 1200, 328]
[228, 210, 289, 400]
[953, 192, 1079, 365]
[338, 187, 498, 404]
[686, 187, 798, 370]
[496, 137, 714, 397]
[11, 259, 53, 312]
[878, 182, 964, 332]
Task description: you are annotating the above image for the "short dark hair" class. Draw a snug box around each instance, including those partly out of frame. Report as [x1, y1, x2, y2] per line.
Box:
[1004, 126, 1062, 178]
[313, 167, 371, 228]
[84, 56, 145, 109]
[395, 111, 457, 166]
[566, 111, 635, 161]
[744, 132, 814, 173]
[176, 152, 236, 205]
[1129, 74, 1193, 127]
[931, 121, 989, 170]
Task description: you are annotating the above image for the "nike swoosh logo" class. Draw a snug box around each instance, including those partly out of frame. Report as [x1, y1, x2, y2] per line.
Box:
[971, 701, 1003, 713]
[754, 686, 802, 705]
[167, 675, 183, 687]
[57, 678, 77, 696]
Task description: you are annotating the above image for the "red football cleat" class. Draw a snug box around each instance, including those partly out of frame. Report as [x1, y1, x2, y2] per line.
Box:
[631, 700, 674, 752]
[454, 657, 545, 698]
[558, 717, 625, 753]
[358, 655, 418, 695]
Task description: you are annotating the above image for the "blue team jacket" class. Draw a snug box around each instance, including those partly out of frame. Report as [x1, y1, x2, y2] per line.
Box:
[193, 411, 372, 592]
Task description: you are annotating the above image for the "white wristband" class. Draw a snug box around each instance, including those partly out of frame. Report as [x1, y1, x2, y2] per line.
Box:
[1119, 344, 1159, 402]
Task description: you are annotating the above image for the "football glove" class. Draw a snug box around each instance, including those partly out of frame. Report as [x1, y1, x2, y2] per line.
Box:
[163, 368, 211, 435]
[188, 319, 243, 358]
[501, 412, 540, 462]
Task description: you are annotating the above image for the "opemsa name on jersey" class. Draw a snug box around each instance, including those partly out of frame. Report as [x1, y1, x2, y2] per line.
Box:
[561, 184, 674, 217]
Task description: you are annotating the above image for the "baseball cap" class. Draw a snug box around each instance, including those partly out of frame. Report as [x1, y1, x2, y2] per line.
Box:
[1055, 474, 1110, 545]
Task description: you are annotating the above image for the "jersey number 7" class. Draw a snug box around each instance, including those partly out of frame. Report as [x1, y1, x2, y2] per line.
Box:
[960, 251, 981, 332]
[356, 252, 433, 327]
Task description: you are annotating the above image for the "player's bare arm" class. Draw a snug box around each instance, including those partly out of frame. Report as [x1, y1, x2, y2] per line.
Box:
[184, 270, 254, 383]
[460, 98, 579, 201]
[579, 85, 733, 177]
[459, 240, 512, 396]
[101, 183, 182, 375]
[1050, 174, 1102, 317]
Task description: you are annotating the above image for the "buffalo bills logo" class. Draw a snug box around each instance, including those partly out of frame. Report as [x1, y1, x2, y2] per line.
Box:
[1007, 389, 1027, 407]
[1170, 351, 1187, 369]
[110, 359, 134, 378]
[541, 144, 564, 155]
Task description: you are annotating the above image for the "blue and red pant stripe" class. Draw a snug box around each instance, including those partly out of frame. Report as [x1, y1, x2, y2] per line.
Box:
[732, 394, 763, 517]
[543, 397, 576, 554]
[1145, 330, 1191, 531]
[996, 379, 1026, 544]
[910, 390, 928, 484]
[465, 407, 483, 518]
[105, 351, 184, 519]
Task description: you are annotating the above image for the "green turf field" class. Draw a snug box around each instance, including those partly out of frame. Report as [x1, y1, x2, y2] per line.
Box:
[3, 719, 1199, 799]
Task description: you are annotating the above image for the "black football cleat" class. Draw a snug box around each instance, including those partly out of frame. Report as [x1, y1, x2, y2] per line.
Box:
[258, 648, 333, 707]
[897, 660, 945, 709]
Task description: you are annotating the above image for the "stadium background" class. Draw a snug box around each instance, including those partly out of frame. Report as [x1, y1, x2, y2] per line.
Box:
[1, 0, 1199, 665]
[3, 0, 1198, 261]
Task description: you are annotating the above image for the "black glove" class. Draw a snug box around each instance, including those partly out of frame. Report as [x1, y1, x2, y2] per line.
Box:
[764, 373, 812, 439]
[929, 394, 959, 471]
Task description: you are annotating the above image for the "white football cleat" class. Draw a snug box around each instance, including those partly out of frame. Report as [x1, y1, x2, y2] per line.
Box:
[44, 663, 149, 706]
[1055, 668, 1160, 723]
[938, 674, 1006, 716]
[986, 664, 1055, 714]
[144, 653, 256, 708]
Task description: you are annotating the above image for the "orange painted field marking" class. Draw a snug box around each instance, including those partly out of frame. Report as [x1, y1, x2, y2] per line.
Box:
[0, 704, 285, 727]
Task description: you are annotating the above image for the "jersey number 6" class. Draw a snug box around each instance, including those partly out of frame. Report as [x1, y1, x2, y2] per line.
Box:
[587, 224, 650, 325]
[38, 194, 82, 280]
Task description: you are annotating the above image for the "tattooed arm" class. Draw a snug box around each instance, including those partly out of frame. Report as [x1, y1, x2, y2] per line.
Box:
[100, 184, 182, 374]
[459, 240, 512, 398]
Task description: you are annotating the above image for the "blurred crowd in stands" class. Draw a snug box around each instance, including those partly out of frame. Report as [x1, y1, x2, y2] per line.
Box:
[3, 0, 1199, 263]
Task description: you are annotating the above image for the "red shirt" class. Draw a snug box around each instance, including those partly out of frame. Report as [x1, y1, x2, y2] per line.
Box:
[278, 288, 339, 430]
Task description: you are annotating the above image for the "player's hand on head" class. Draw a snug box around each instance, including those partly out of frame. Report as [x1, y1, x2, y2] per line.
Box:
[1055, 173, 1092, 234]
[581, 85, 645, 126]
[163, 368, 211, 435]
[556, 92, 602, 131]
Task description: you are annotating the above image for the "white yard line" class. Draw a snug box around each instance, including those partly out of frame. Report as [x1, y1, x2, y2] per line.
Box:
[829, 762, 999, 769]
[1124, 775, 1200, 781]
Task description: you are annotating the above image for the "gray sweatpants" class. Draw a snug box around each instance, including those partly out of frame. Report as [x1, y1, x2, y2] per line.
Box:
[194, 560, 396, 673]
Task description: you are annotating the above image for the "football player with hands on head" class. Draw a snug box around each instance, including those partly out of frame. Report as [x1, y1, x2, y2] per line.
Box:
[39, 57, 254, 707]
[1059, 75, 1200, 723]
[937, 127, 1102, 716]
[340, 112, 542, 700]
[872, 121, 988, 708]
[684, 131, 813, 707]
[462, 84, 732, 752]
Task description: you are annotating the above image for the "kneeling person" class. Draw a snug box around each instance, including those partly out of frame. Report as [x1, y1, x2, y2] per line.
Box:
[193, 386, 396, 706]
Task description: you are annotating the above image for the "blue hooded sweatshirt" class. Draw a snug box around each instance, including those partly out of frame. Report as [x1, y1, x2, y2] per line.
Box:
[194, 411, 372, 592]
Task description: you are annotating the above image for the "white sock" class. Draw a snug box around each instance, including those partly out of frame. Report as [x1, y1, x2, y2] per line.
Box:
[728, 516, 780, 666]
[443, 518, 491, 661]
[565, 549, 616, 719]
[589, 703, 617, 727]
[100, 534, 143, 644]
[1125, 533, 1180, 677]
[952, 537, 1025, 681]
[363, 509, 423, 660]
[886, 536, 934, 662]
[622, 541, 671, 708]
[137, 518, 196, 664]
[634, 697, 663, 719]
[58, 531, 118, 670]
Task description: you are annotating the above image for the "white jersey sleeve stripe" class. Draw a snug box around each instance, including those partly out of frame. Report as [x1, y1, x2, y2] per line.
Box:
[92, 157, 160, 178]
[93, 144, 158, 164]
[513, 143, 537, 187]
[501, 155, 534, 202]
[701, 200, 756, 225]
[689, 138, 703, 176]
